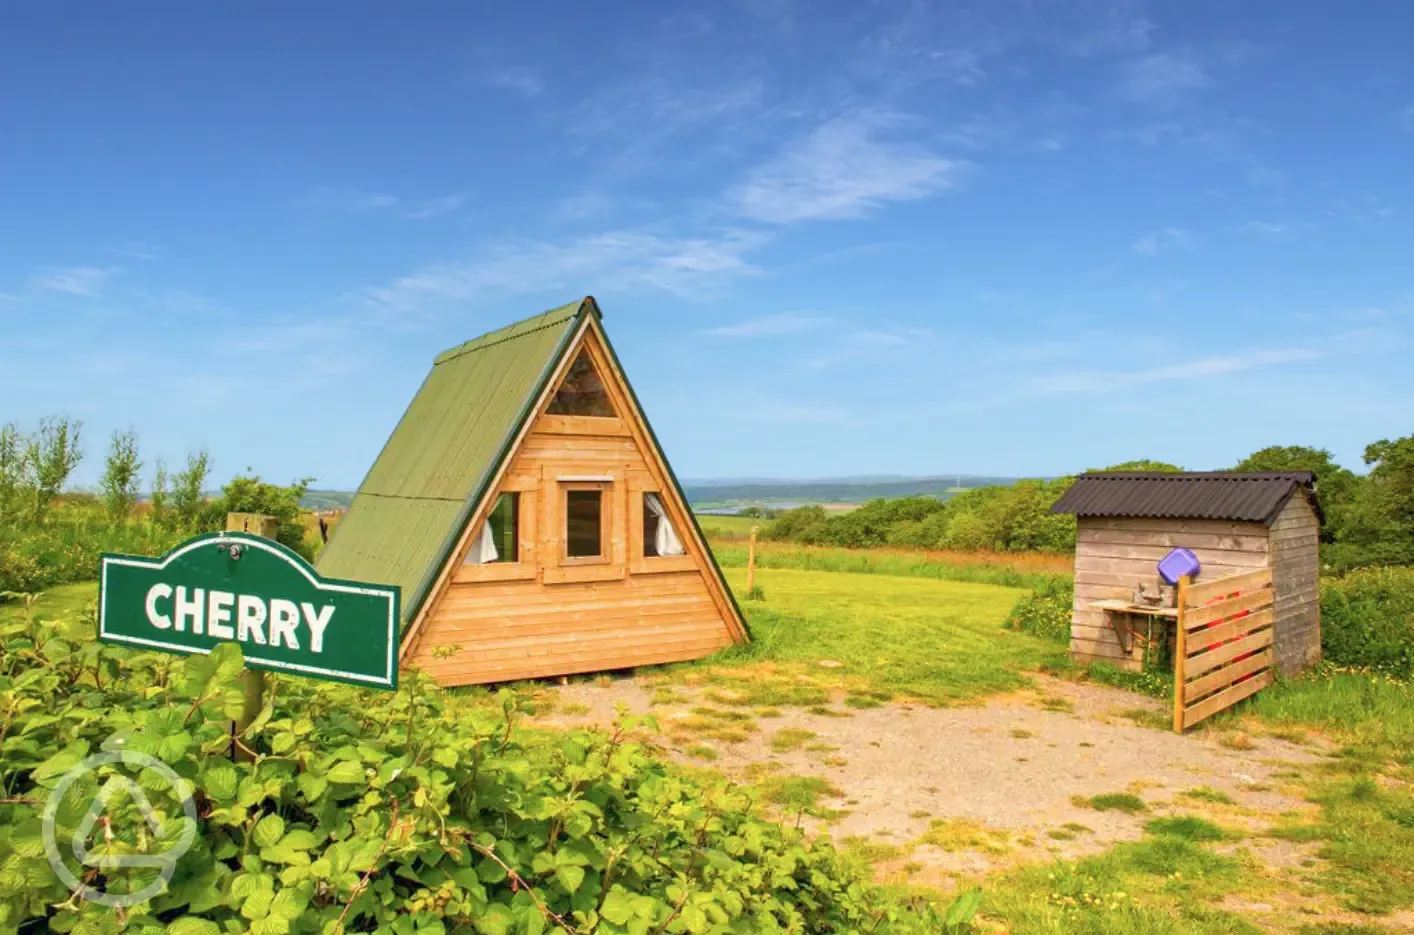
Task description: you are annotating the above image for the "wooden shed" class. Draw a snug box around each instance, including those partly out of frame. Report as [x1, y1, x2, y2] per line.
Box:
[317, 297, 748, 686]
[1050, 471, 1322, 678]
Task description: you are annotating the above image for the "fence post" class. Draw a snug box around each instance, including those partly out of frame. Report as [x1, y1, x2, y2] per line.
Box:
[226, 512, 275, 761]
[746, 525, 758, 595]
[1172, 575, 1189, 733]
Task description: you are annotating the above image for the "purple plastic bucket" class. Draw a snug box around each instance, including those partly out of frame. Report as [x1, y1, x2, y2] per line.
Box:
[1157, 547, 1201, 585]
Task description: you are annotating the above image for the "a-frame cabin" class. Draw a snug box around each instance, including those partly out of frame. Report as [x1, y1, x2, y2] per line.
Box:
[317, 297, 749, 686]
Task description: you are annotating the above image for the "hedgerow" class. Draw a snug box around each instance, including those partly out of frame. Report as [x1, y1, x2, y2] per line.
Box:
[0, 603, 977, 933]
[1320, 566, 1414, 676]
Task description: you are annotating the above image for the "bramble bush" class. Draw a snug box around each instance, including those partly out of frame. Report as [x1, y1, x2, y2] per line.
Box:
[1320, 566, 1414, 676]
[0, 603, 978, 934]
[1003, 576, 1073, 644]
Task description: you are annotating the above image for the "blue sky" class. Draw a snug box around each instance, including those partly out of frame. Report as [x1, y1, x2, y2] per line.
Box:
[2, 1, 1411, 489]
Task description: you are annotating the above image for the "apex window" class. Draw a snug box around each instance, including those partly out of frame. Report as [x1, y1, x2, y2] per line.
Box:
[547, 350, 617, 417]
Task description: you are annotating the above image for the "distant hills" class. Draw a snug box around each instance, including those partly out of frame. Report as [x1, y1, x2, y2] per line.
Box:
[680, 475, 1025, 511]
[301, 489, 357, 511]
[298, 475, 1030, 514]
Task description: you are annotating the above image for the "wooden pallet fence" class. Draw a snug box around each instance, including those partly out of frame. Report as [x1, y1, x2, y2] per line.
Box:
[1173, 567, 1275, 732]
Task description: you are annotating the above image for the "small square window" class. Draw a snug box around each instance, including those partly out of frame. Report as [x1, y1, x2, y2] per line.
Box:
[566, 489, 603, 558]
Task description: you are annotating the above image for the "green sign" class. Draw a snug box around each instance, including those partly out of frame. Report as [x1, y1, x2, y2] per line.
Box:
[98, 532, 400, 691]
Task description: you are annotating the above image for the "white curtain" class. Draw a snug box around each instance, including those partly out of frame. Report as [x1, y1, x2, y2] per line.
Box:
[467, 520, 499, 564]
[645, 493, 684, 556]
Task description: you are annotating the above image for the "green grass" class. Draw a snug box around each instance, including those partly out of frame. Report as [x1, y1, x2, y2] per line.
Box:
[1145, 816, 1227, 842]
[769, 727, 817, 752]
[1269, 773, 1414, 914]
[705, 567, 1064, 706]
[753, 774, 844, 813]
[1245, 668, 1414, 916]
[710, 541, 1067, 590]
[0, 581, 96, 624]
[1076, 792, 1147, 813]
[1179, 787, 1235, 806]
[693, 513, 762, 538]
[981, 824, 1260, 935]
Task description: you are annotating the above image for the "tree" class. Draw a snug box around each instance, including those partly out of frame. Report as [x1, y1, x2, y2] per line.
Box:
[1233, 444, 1361, 541]
[171, 449, 211, 530]
[0, 423, 26, 527]
[26, 416, 83, 521]
[1092, 460, 1184, 473]
[213, 473, 315, 559]
[1334, 435, 1414, 568]
[150, 458, 170, 527]
[100, 429, 143, 522]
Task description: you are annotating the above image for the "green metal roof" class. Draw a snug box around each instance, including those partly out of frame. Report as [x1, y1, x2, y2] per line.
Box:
[316, 299, 590, 623]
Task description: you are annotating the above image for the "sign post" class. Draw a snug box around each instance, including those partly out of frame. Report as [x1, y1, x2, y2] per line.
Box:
[226, 514, 275, 761]
[97, 529, 401, 700]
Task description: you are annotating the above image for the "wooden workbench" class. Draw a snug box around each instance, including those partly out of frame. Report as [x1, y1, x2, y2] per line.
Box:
[1088, 599, 1178, 653]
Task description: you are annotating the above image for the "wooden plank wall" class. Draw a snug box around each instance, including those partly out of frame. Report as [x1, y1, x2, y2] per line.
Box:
[1175, 568, 1275, 731]
[1071, 517, 1271, 669]
[1268, 494, 1322, 674]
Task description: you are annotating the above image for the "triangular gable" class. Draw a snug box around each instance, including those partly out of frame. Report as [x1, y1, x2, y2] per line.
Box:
[397, 305, 749, 664]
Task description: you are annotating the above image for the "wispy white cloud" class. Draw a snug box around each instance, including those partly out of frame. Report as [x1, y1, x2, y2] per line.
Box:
[1132, 227, 1194, 256]
[730, 111, 967, 224]
[806, 326, 930, 368]
[30, 265, 119, 297]
[299, 187, 464, 220]
[402, 193, 467, 220]
[100, 242, 163, 261]
[565, 77, 766, 173]
[701, 313, 827, 338]
[365, 228, 766, 315]
[1036, 345, 1322, 394]
[1120, 52, 1211, 103]
[486, 66, 542, 97]
[1063, 1, 1154, 56]
[1242, 220, 1310, 236]
[750, 402, 850, 424]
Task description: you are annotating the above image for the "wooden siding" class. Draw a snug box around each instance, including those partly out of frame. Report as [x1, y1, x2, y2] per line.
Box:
[1267, 494, 1321, 674]
[411, 571, 734, 683]
[1071, 517, 1270, 669]
[406, 323, 743, 686]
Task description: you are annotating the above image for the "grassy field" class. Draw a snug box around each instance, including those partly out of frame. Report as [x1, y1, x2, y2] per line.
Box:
[693, 513, 763, 539]
[712, 539, 1071, 589]
[710, 567, 1062, 705]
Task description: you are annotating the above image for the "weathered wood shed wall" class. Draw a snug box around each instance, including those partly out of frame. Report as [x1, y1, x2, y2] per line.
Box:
[1054, 472, 1322, 676]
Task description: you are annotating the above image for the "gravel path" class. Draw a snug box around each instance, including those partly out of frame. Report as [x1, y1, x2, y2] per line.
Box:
[533, 672, 1326, 880]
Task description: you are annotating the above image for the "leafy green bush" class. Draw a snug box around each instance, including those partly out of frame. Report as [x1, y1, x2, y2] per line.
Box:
[0, 497, 187, 592]
[1003, 575, 1073, 643]
[208, 474, 315, 560]
[0, 607, 975, 933]
[1321, 567, 1414, 676]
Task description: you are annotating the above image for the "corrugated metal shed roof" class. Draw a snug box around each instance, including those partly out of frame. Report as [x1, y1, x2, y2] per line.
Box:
[316, 299, 589, 620]
[1049, 471, 1318, 525]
